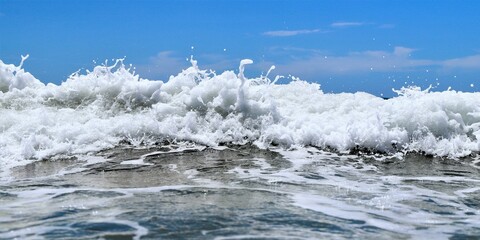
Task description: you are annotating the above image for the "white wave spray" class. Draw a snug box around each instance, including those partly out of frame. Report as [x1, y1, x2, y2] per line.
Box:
[1, 56, 480, 173]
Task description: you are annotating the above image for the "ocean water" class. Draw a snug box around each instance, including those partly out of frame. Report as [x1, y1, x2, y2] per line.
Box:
[1, 57, 480, 239]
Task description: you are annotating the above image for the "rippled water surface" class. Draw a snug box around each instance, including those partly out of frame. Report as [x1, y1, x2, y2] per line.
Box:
[1, 145, 480, 239]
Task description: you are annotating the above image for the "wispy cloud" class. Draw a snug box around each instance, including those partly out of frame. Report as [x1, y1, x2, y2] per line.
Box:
[269, 46, 431, 76]
[331, 22, 365, 28]
[263, 22, 391, 37]
[134, 51, 189, 80]
[263, 29, 322, 37]
[136, 48, 480, 82]
[135, 51, 247, 80]
[442, 55, 480, 69]
[194, 53, 243, 71]
[262, 46, 480, 79]
[378, 24, 395, 29]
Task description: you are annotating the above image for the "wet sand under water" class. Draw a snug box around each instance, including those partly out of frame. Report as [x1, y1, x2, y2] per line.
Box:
[2, 145, 480, 239]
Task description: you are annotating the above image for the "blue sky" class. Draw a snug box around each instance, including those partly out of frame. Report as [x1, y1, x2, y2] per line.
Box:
[1, 0, 480, 97]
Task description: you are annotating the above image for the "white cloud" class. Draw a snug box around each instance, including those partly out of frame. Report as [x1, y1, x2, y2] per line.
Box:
[135, 51, 189, 80]
[136, 49, 480, 82]
[268, 46, 434, 77]
[378, 24, 395, 29]
[393, 46, 415, 56]
[197, 54, 241, 72]
[442, 55, 480, 69]
[136, 52, 247, 80]
[263, 29, 322, 37]
[331, 22, 365, 28]
[263, 46, 480, 80]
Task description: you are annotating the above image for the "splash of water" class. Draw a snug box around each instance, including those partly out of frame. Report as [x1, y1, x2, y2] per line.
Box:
[1, 56, 480, 175]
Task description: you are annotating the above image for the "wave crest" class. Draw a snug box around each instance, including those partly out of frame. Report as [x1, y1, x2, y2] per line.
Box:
[1, 56, 480, 172]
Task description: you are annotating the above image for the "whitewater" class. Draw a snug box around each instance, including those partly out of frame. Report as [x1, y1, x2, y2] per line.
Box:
[1, 56, 480, 171]
[1, 56, 480, 239]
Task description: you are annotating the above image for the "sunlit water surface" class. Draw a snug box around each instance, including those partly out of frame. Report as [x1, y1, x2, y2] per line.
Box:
[1, 144, 480, 239]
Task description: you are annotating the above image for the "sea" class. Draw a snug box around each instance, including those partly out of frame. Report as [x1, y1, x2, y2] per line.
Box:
[1, 56, 480, 239]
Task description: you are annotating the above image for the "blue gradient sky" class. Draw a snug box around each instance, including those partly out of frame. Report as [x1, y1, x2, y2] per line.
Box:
[1, 0, 479, 97]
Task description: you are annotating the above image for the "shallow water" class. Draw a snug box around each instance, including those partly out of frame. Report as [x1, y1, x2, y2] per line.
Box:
[3, 49, 480, 240]
[1, 145, 479, 239]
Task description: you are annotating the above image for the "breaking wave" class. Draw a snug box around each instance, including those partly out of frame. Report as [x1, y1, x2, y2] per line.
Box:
[1, 56, 480, 171]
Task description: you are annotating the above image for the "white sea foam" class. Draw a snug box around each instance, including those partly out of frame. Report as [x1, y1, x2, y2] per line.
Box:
[1, 57, 480, 173]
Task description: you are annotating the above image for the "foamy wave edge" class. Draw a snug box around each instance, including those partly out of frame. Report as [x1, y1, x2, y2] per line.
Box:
[1, 56, 480, 170]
